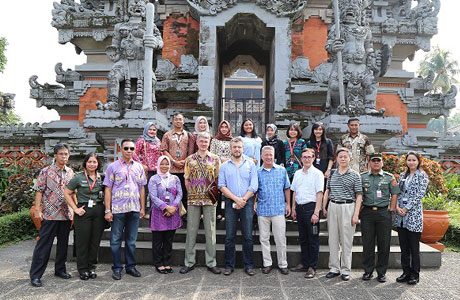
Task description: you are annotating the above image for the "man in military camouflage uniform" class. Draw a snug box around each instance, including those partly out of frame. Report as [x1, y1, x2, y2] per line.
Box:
[339, 118, 374, 173]
[360, 153, 400, 283]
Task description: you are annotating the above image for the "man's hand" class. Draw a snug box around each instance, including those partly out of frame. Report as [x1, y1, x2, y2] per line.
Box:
[34, 209, 43, 221]
[285, 204, 291, 217]
[322, 208, 328, 218]
[105, 212, 113, 222]
[324, 169, 331, 178]
[74, 206, 86, 217]
[351, 213, 359, 226]
[290, 206, 297, 220]
[311, 213, 319, 224]
[140, 208, 145, 219]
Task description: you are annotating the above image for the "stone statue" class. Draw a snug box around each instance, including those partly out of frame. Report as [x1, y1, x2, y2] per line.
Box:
[0, 93, 15, 114]
[325, 0, 390, 116]
[100, 0, 163, 111]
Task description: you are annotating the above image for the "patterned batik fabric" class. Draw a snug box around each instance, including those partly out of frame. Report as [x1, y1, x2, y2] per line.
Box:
[184, 152, 220, 206]
[34, 164, 74, 220]
[210, 139, 232, 162]
[103, 159, 147, 214]
[160, 130, 195, 174]
[256, 164, 290, 217]
[339, 133, 375, 173]
[134, 137, 161, 172]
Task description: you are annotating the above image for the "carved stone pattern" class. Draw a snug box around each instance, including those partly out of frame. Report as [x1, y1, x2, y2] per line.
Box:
[179, 55, 199, 77]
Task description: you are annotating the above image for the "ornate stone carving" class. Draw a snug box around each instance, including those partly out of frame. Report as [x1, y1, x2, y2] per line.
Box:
[186, 0, 306, 17]
[290, 56, 313, 80]
[179, 55, 199, 78]
[51, 0, 105, 28]
[156, 59, 178, 80]
[222, 55, 265, 78]
[103, 0, 163, 111]
[55, 63, 83, 87]
[325, 0, 390, 116]
[28, 75, 79, 111]
[0, 93, 15, 115]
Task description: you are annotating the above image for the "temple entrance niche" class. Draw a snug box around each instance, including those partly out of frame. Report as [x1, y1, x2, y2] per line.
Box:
[222, 55, 266, 135]
[198, 4, 291, 130]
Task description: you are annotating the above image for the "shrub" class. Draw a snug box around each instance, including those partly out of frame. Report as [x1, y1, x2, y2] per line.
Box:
[0, 209, 36, 246]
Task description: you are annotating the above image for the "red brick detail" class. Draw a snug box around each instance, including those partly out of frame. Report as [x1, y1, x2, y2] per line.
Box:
[379, 82, 406, 88]
[79, 87, 108, 124]
[376, 93, 408, 133]
[291, 105, 323, 111]
[162, 14, 199, 66]
[60, 115, 78, 121]
[84, 77, 106, 81]
[408, 123, 427, 129]
[291, 17, 328, 69]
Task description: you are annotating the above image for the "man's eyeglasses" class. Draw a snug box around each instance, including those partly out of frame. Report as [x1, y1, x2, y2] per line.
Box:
[123, 147, 135, 151]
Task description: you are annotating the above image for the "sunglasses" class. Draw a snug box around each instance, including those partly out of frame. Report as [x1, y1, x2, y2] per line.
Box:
[123, 147, 135, 151]
[371, 158, 382, 162]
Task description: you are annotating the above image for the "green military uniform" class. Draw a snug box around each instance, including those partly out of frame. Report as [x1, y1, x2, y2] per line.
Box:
[360, 153, 400, 280]
[66, 172, 105, 276]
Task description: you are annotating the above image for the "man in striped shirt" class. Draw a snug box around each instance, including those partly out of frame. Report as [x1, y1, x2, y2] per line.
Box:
[322, 147, 363, 281]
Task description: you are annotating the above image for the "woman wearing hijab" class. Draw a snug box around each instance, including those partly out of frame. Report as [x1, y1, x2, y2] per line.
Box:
[210, 120, 233, 220]
[261, 124, 286, 166]
[240, 118, 262, 165]
[149, 155, 183, 274]
[135, 122, 161, 181]
[192, 116, 210, 152]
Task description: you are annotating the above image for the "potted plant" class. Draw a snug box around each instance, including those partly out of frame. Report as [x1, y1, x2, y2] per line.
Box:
[421, 192, 450, 251]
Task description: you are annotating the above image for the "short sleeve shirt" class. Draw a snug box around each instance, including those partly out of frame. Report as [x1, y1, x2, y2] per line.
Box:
[290, 166, 324, 204]
[160, 130, 194, 173]
[327, 168, 363, 202]
[339, 133, 374, 173]
[184, 152, 220, 206]
[66, 172, 104, 204]
[361, 170, 400, 207]
[34, 164, 74, 220]
[257, 164, 290, 217]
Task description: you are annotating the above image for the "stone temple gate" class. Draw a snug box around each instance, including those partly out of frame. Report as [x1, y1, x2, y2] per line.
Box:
[0, 0, 458, 169]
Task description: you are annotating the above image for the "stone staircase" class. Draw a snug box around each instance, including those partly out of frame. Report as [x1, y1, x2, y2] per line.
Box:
[59, 218, 441, 269]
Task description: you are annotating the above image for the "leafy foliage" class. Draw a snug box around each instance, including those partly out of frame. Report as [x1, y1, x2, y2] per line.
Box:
[0, 37, 7, 73]
[0, 110, 21, 125]
[418, 46, 460, 94]
[0, 209, 35, 246]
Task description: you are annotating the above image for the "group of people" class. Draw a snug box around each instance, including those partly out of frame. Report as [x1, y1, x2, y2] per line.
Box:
[29, 115, 429, 288]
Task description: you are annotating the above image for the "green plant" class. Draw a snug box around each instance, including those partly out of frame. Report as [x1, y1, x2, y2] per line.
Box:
[422, 192, 449, 210]
[0, 209, 36, 246]
[445, 173, 460, 202]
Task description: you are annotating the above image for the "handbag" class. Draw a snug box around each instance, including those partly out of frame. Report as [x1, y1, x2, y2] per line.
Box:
[179, 202, 187, 216]
[195, 154, 219, 205]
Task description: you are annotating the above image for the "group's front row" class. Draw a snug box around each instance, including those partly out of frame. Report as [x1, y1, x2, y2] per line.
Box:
[29, 135, 428, 288]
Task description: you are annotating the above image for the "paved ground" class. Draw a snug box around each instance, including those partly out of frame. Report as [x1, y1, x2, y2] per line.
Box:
[1, 239, 459, 300]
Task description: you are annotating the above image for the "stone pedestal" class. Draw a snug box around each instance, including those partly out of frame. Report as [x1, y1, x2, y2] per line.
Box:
[319, 114, 403, 150]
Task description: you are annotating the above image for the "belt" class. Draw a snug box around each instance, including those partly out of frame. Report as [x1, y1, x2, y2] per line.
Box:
[330, 200, 354, 204]
[363, 205, 388, 211]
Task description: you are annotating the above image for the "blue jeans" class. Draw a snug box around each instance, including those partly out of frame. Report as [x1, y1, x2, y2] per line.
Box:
[224, 197, 254, 270]
[110, 211, 140, 272]
[296, 202, 320, 269]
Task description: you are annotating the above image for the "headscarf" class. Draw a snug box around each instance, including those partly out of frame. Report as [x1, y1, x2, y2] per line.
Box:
[194, 116, 210, 134]
[214, 120, 233, 141]
[143, 122, 160, 144]
[156, 155, 171, 179]
[265, 123, 279, 146]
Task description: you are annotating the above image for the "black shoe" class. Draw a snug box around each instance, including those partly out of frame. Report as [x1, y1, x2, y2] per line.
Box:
[126, 267, 141, 277]
[362, 272, 373, 281]
[89, 271, 97, 279]
[290, 264, 308, 272]
[396, 273, 410, 283]
[261, 266, 273, 274]
[112, 270, 122, 280]
[279, 268, 289, 275]
[245, 268, 256, 276]
[325, 272, 340, 279]
[341, 274, 350, 281]
[223, 268, 233, 276]
[207, 266, 221, 274]
[179, 265, 195, 274]
[31, 278, 42, 287]
[407, 276, 419, 285]
[54, 271, 72, 279]
[79, 272, 90, 281]
[377, 275, 387, 283]
[164, 266, 173, 274]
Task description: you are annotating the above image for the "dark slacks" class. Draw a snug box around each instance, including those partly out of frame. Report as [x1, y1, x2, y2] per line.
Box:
[74, 202, 105, 274]
[152, 230, 176, 267]
[397, 227, 421, 278]
[296, 202, 320, 270]
[30, 220, 71, 280]
[361, 207, 392, 275]
[173, 173, 187, 210]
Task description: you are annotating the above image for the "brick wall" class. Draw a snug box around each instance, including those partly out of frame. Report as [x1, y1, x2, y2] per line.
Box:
[162, 14, 199, 66]
[79, 87, 107, 124]
[291, 17, 328, 69]
[376, 93, 408, 133]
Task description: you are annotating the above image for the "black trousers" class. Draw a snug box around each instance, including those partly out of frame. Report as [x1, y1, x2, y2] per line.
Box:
[361, 207, 392, 275]
[397, 227, 421, 278]
[296, 202, 320, 269]
[74, 202, 105, 274]
[152, 230, 176, 267]
[174, 173, 187, 210]
[30, 220, 71, 280]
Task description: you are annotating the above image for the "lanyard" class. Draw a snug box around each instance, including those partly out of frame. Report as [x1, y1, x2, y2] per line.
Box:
[173, 131, 184, 146]
[315, 141, 321, 157]
[289, 139, 296, 158]
[124, 162, 132, 182]
[84, 171, 97, 194]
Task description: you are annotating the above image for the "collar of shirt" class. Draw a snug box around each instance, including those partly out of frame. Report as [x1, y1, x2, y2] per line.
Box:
[50, 163, 70, 173]
[348, 132, 361, 140]
[368, 169, 384, 176]
[260, 163, 282, 172]
[301, 165, 314, 175]
[172, 129, 186, 136]
[229, 156, 251, 166]
[118, 158, 134, 166]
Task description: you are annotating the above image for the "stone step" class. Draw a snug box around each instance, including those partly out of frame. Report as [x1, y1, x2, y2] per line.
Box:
[101, 227, 401, 245]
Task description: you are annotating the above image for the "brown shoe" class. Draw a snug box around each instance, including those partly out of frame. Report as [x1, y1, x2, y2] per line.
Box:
[304, 267, 316, 279]
[290, 264, 307, 272]
[261, 266, 273, 274]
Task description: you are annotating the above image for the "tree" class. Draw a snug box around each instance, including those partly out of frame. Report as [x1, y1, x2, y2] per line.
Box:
[418, 46, 460, 94]
[0, 37, 7, 73]
[0, 111, 20, 125]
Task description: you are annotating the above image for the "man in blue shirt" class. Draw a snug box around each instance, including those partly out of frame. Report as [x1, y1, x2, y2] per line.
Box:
[256, 146, 291, 275]
[218, 137, 258, 276]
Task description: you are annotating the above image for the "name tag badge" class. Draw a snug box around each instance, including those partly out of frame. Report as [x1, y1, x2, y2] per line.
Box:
[376, 190, 382, 198]
[316, 158, 320, 165]
[124, 184, 130, 189]
[165, 195, 170, 201]
[88, 200, 94, 208]
[175, 149, 181, 158]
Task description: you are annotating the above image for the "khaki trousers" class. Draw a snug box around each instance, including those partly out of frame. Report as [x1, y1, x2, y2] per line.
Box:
[258, 215, 288, 268]
[327, 202, 356, 275]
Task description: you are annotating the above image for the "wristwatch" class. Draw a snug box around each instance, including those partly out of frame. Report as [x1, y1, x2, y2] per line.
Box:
[105, 209, 111, 214]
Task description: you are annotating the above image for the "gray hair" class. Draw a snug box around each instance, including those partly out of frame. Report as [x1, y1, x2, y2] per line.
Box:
[261, 145, 275, 154]
[230, 136, 243, 144]
[197, 131, 211, 140]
